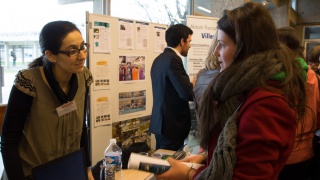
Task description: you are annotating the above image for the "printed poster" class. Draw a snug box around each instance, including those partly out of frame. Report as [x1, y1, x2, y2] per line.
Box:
[93, 59, 110, 90]
[92, 91, 112, 127]
[119, 19, 134, 50]
[186, 15, 218, 81]
[154, 26, 166, 53]
[93, 21, 111, 53]
[136, 21, 150, 50]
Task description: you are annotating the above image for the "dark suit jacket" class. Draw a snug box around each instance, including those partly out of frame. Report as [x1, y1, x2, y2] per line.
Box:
[150, 48, 193, 141]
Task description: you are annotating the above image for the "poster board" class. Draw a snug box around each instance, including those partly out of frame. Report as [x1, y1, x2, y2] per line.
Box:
[186, 15, 218, 81]
[86, 12, 167, 164]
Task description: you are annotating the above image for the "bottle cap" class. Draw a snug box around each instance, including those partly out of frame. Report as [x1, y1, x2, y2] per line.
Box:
[110, 138, 116, 144]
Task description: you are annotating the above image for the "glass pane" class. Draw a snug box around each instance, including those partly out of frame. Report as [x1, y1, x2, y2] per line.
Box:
[304, 26, 320, 39]
[111, 0, 188, 25]
[305, 41, 320, 55]
[0, 0, 93, 104]
[291, 0, 296, 11]
[194, 0, 211, 16]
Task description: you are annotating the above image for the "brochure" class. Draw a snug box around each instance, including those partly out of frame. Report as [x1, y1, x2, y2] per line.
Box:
[127, 153, 204, 175]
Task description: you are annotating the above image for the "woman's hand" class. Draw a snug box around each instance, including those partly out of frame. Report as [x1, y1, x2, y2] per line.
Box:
[155, 157, 190, 180]
[179, 154, 205, 164]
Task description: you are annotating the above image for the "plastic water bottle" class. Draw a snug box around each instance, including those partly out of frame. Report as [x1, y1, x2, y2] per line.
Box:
[104, 139, 122, 176]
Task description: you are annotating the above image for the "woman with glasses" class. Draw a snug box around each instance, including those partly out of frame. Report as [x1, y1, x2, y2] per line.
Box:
[1, 21, 94, 180]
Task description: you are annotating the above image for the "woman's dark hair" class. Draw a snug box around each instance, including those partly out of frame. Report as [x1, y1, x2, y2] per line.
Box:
[197, 2, 306, 150]
[218, 3, 280, 62]
[165, 24, 193, 47]
[28, 21, 81, 68]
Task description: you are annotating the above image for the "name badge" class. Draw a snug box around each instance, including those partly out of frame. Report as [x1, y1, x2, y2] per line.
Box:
[56, 101, 77, 117]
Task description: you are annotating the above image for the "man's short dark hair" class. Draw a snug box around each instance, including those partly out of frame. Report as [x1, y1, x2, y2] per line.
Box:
[165, 24, 193, 48]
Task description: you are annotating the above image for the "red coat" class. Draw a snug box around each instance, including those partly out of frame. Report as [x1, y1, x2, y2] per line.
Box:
[195, 87, 296, 180]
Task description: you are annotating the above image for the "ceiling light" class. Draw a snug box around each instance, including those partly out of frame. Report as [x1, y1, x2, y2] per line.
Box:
[262, 0, 269, 6]
[197, 6, 211, 14]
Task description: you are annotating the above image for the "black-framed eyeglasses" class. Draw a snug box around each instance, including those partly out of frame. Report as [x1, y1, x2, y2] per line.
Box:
[57, 43, 89, 57]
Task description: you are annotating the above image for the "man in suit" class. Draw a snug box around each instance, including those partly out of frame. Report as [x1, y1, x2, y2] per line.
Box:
[150, 24, 194, 151]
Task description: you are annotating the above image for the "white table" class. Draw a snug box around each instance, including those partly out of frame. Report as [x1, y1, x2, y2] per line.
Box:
[115, 169, 155, 180]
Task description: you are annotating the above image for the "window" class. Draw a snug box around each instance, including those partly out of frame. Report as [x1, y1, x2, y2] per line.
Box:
[0, 0, 93, 104]
[303, 25, 320, 55]
[304, 26, 320, 40]
[291, 0, 297, 11]
[111, 0, 188, 25]
[305, 41, 320, 55]
[0, 0, 193, 105]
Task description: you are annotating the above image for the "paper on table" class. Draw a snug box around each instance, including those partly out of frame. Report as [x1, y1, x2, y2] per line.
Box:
[127, 153, 204, 175]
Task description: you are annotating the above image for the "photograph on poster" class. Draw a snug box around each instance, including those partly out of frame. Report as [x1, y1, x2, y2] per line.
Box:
[93, 60, 110, 90]
[112, 115, 151, 149]
[119, 55, 146, 82]
[119, 90, 146, 115]
[92, 91, 112, 127]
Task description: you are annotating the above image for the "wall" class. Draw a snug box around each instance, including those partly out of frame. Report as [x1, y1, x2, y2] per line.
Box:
[210, 0, 290, 28]
[296, 0, 320, 25]
[211, 0, 244, 18]
[210, 0, 320, 52]
[269, 1, 290, 28]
